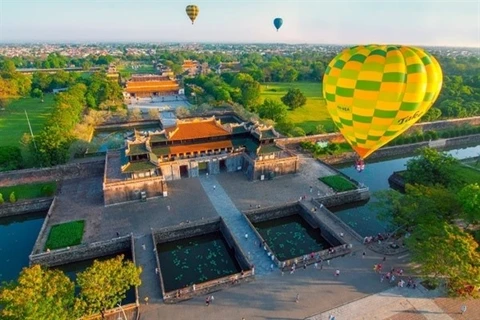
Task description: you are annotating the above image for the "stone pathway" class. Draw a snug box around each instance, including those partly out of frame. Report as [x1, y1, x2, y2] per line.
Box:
[306, 285, 452, 320]
[134, 234, 163, 303]
[199, 175, 273, 275]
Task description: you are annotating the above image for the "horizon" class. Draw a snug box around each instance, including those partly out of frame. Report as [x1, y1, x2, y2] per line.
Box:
[1, 0, 479, 48]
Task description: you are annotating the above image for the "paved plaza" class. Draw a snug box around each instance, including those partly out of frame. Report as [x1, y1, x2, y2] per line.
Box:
[42, 156, 479, 320]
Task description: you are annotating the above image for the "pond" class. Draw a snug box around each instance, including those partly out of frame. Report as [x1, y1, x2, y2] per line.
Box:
[0, 211, 46, 283]
[254, 214, 334, 261]
[91, 123, 161, 152]
[156, 231, 242, 292]
[331, 144, 480, 238]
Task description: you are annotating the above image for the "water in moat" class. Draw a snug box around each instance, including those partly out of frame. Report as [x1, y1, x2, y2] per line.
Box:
[156, 231, 242, 292]
[92, 123, 161, 152]
[332, 144, 480, 238]
[0, 211, 46, 283]
[254, 214, 335, 261]
[54, 251, 136, 304]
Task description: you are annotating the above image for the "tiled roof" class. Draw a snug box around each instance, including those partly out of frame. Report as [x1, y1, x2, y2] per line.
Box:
[126, 143, 148, 156]
[260, 129, 277, 139]
[232, 138, 259, 153]
[149, 133, 168, 142]
[165, 119, 230, 141]
[125, 80, 179, 93]
[122, 160, 157, 173]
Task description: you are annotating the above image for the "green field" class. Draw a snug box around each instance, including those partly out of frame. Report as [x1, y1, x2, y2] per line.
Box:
[319, 175, 357, 192]
[0, 94, 55, 148]
[260, 82, 334, 133]
[45, 220, 85, 250]
[0, 182, 57, 201]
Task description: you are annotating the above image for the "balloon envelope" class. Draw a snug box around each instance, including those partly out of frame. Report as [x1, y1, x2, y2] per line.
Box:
[323, 45, 442, 159]
[273, 18, 283, 31]
[186, 5, 199, 24]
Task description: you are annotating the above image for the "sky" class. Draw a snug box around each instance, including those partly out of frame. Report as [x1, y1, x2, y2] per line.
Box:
[0, 0, 479, 47]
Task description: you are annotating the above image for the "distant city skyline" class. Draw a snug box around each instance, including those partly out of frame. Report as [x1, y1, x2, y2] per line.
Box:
[0, 0, 479, 48]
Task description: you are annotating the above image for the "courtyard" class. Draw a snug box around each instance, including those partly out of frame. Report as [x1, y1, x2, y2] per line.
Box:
[34, 155, 476, 320]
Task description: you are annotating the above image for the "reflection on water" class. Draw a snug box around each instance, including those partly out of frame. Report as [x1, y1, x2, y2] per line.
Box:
[0, 211, 46, 283]
[254, 214, 333, 261]
[54, 251, 135, 304]
[157, 232, 241, 292]
[332, 144, 480, 238]
[91, 124, 161, 152]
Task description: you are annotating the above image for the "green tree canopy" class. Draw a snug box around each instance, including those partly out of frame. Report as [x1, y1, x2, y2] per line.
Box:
[75, 254, 142, 318]
[0, 265, 75, 320]
[257, 99, 288, 122]
[404, 147, 460, 188]
[281, 88, 307, 109]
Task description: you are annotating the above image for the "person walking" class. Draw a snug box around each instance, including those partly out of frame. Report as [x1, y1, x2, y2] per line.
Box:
[335, 269, 340, 277]
[144, 296, 149, 305]
[295, 293, 300, 303]
[461, 305, 467, 314]
[205, 296, 210, 306]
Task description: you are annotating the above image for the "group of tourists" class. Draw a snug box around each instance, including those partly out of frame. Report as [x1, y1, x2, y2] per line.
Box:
[375, 265, 417, 289]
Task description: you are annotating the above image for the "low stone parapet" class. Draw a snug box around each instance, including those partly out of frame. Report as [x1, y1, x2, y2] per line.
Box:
[0, 197, 53, 218]
[30, 234, 133, 267]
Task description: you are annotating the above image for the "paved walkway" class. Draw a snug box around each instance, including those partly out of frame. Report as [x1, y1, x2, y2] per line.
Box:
[199, 175, 273, 275]
[134, 234, 163, 303]
[306, 285, 452, 320]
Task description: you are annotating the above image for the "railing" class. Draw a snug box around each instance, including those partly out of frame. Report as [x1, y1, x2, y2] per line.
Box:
[79, 303, 138, 320]
[162, 269, 254, 303]
[279, 244, 351, 271]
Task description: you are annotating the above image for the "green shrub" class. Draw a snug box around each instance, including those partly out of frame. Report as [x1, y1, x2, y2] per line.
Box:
[41, 185, 55, 197]
[45, 220, 85, 250]
[9, 192, 16, 203]
[0, 193, 4, 204]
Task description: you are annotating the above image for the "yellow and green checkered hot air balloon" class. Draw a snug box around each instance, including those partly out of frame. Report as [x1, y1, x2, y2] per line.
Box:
[186, 5, 199, 25]
[323, 45, 443, 160]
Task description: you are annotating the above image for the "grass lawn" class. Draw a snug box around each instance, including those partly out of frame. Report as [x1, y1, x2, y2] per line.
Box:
[0, 181, 57, 201]
[45, 220, 85, 250]
[260, 82, 334, 133]
[319, 175, 357, 192]
[454, 165, 480, 185]
[0, 94, 55, 148]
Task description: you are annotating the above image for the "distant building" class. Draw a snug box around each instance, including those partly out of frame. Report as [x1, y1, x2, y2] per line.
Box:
[182, 59, 199, 76]
[106, 64, 120, 82]
[124, 74, 180, 98]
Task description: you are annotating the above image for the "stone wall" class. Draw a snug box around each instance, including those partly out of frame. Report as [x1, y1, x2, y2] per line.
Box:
[245, 202, 299, 223]
[314, 188, 371, 208]
[153, 218, 221, 244]
[0, 160, 105, 187]
[219, 222, 251, 270]
[0, 197, 52, 218]
[103, 176, 166, 206]
[159, 153, 244, 181]
[388, 172, 406, 191]
[251, 156, 299, 181]
[30, 234, 132, 267]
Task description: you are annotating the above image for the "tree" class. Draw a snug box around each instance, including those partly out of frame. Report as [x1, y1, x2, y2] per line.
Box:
[257, 99, 287, 122]
[0, 265, 76, 320]
[9, 192, 16, 203]
[457, 183, 480, 226]
[175, 106, 190, 118]
[421, 107, 442, 122]
[148, 108, 159, 120]
[0, 192, 4, 204]
[281, 88, 307, 109]
[129, 108, 142, 121]
[75, 255, 142, 318]
[0, 146, 23, 171]
[31, 88, 43, 99]
[290, 127, 306, 137]
[407, 222, 480, 297]
[404, 147, 460, 188]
